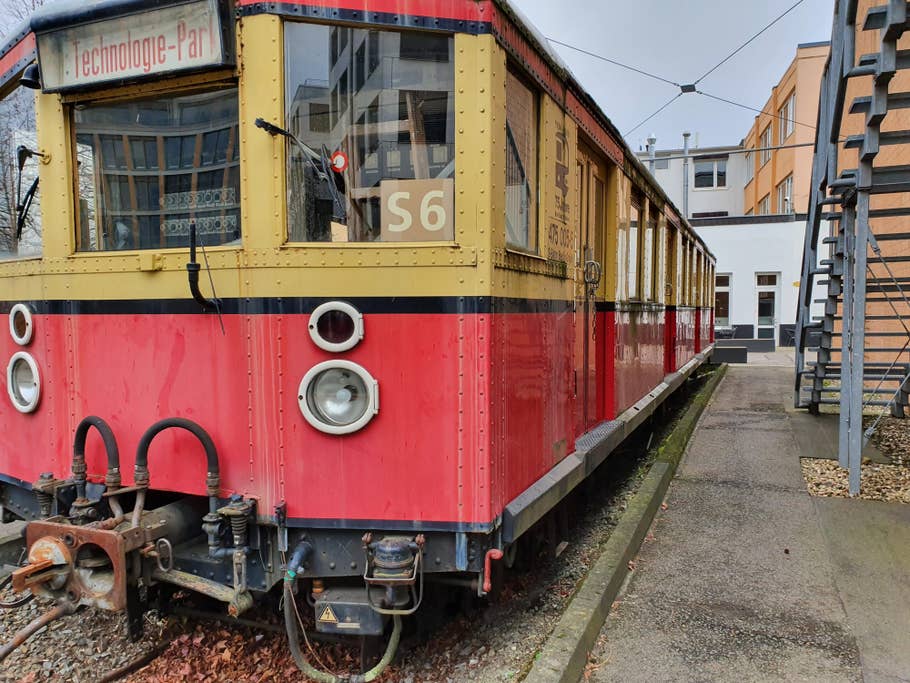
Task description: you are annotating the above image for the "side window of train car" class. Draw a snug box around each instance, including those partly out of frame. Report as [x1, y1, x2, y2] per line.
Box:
[504, 69, 539, 252]
[643, 202, 659, 302]
[284, 24, 456, 243]
[0, 77, 42, 260]
[73, 87, 240, 251]
[627, 192, 641, 300]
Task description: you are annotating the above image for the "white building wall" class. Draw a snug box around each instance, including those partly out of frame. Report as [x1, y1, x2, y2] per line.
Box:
[638, 146, 746, 219]
[693, 218, 827, 343]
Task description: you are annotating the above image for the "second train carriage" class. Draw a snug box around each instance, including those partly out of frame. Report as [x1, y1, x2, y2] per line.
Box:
[0, 0, 714, 674]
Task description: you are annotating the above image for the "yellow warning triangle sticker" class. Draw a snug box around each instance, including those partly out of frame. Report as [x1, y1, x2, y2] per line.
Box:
[318, 605, 338, 624]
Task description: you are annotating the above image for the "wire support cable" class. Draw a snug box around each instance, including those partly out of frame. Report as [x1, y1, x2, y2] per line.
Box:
[545, 37, 681, 88]
[624, 93, 683, 137]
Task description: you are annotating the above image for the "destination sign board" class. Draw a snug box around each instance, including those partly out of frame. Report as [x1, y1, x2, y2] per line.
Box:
[36, 0, 228, 92]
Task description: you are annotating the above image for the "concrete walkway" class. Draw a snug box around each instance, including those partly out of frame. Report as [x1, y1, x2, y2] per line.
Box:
[589, 365, 910, 683]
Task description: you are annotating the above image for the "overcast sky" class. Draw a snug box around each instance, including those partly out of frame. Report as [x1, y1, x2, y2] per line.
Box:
[512, 0, 834, 151]
[1, 0, 834, 151]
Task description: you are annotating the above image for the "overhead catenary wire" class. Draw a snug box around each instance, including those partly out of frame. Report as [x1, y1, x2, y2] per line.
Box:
[693, 0, 807, 85]
[545, 37, 681, 88]
[546, 0, 813, 139]
[624, 93, 683, 137]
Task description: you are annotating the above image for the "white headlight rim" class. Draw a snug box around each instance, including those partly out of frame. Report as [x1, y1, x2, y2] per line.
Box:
[308, 301, 364, 353]
[298, 360, 378, 435]
[7, 351, 41, 413]
[9, 304, 34, 346]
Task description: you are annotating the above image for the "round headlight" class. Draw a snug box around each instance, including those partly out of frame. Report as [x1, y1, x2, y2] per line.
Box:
[7, 351, 40, 413]
[298, 361, 378, 434]
[308, 301, 364, 352]
[9, 304, 34, 346]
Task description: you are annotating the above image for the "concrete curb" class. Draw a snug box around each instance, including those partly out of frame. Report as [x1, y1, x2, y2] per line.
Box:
[522, 364, 728, 683]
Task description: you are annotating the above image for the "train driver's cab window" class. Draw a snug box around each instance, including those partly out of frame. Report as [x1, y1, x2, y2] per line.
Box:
[284, 24, 456, 243]
[505, 69, 538, 251]
[0, 76, 42, 260]
[74, 87, 240, 251]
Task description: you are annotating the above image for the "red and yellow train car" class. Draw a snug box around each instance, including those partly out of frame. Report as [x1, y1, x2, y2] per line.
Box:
[0, 0, 713, 674]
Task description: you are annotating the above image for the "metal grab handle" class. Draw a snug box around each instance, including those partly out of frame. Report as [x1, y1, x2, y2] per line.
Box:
[584, 260, 602, 286]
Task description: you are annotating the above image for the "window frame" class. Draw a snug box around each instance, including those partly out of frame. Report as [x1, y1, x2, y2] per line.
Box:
[758, 194, 771, 215]
[744, 150, 753, 184]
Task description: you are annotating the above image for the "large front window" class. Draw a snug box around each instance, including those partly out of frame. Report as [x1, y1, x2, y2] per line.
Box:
[285, 24, 456, 243]
[0, 82, 42, 261]
[74, 87, 240, 251]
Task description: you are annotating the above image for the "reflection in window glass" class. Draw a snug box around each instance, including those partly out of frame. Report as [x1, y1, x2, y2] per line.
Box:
[285, 23, 455, 243]
[74, 88, 240, 251]
[0, 85, 42, 260]
[505, 70, 538, 250]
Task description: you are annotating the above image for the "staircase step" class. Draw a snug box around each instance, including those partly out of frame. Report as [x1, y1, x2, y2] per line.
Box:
[872, 231, 910, 241]
[857, 49, 910, 72]
[863, 2, 909, 36]
[844, 130, 910, 150]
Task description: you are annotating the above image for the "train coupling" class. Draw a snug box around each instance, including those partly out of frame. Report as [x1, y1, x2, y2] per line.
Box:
[361, 533, 424, 615]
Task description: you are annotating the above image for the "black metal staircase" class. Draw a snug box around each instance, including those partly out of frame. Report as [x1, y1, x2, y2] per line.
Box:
[795, 0, 910, 493]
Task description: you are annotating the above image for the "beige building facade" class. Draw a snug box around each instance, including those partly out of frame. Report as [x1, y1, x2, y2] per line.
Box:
[742, 41, 829, 216]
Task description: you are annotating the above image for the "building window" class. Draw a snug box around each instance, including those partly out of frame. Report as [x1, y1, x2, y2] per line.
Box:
[694, 157, 727, 189]
[760, 126, 772, 165]
[758, 194, 771, 215]
[778, 91, 795, 144]
[505, 69, 539, 251]
[655, 156, 669, 170]
[776, 174, 793, 213]
[744, 150, 753, 183]
[715, 273, 730, 327]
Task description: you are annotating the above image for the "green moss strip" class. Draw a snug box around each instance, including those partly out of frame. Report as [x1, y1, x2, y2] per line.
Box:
[522, 364, 728, 683]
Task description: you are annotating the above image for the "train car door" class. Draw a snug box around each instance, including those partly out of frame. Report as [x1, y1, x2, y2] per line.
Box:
[575, 144, 605, 434]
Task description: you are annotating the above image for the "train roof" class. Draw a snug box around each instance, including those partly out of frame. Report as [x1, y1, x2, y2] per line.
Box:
[0, 0, 712, 258]
[492, 0, 711, 256]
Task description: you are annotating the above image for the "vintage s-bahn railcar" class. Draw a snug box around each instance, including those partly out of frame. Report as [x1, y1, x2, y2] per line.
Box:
[0, 0, 714, 676]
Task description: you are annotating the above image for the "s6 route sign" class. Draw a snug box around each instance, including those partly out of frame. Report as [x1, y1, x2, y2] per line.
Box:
[36, 0, 228, 92]
[380, 179, 455, 242]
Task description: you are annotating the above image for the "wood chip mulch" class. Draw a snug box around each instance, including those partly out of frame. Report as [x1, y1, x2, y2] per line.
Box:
[801, 458, 910, 504]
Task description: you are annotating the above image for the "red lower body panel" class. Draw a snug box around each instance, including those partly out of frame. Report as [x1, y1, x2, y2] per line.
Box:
[0, 312, 489, 526]
[613, 307, 665, 416]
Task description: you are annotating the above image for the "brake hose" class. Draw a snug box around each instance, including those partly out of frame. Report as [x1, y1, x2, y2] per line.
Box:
[283, 576, 401, 683]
